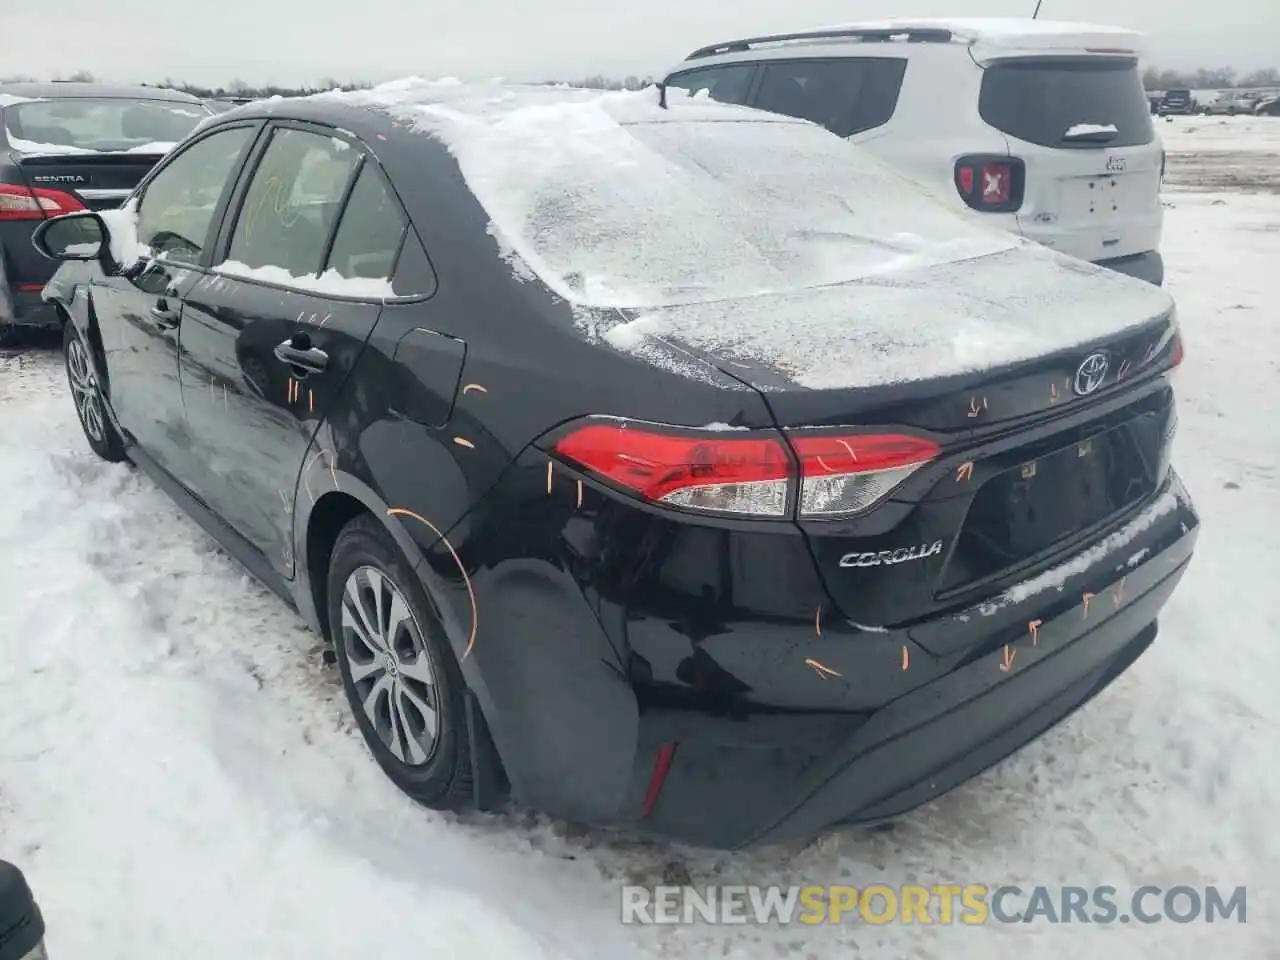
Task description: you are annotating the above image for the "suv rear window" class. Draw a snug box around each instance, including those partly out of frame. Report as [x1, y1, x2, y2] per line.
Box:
[978, 57, 1154, 149]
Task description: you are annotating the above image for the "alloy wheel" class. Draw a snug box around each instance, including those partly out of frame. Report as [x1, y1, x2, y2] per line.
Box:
[66, 337, 106, 443]
[340, 565, 440, 766]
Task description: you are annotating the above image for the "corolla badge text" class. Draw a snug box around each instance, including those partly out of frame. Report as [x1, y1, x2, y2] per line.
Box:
[839, 540, 944, 568]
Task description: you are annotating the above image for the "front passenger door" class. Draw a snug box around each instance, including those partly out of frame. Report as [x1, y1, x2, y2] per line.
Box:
[179, 124, 409, 578]
[91, 124, 257, 479]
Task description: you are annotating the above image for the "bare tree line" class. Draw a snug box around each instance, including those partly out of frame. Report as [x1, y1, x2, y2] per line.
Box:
[1143, 66, 1280, 90]
[4, 66, 1277, 98]
[0, 70, 655, 97]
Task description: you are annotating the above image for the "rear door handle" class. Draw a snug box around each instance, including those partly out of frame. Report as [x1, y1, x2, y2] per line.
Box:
[274, 336, 329, 375]
[150, 299, 180, 328]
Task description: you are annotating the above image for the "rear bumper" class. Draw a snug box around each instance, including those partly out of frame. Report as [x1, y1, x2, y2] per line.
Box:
[624, 478, 1198, 849]
[2, 223, 60, 329]
[1, 289, 60, 329]
[444, 443, 1197, 850]
[1096, 250, 1164, 286]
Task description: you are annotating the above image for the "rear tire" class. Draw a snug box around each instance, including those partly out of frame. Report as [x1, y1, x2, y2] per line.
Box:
[63, 321, 127, 462]
[326, 513, 474, 810]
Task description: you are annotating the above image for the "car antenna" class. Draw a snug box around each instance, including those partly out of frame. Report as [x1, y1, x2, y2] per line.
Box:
[1031, 0, 1044, 17]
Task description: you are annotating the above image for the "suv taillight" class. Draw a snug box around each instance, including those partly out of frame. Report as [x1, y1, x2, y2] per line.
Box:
[0, 182, 87, 221]
[954, 155, 1024, 213]
[550, 418, 941, 518]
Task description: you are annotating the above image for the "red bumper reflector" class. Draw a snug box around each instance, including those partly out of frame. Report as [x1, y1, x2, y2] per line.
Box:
[640, 741, 678, 819]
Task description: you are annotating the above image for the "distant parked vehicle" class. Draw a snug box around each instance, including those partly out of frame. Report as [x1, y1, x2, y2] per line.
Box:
[1157, 88, 1196, 115]
[0, 82, 212, 345]
[664, 17, 1169, 286]
[205, 97, 254, 113]
[1253, 96, 1280, 116]
[1201, 91, 1262, 116]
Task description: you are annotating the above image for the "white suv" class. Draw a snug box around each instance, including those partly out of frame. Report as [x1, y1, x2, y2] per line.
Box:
[662, 18, 1166, 285]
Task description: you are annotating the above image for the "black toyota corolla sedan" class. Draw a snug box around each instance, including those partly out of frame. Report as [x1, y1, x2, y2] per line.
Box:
[32, 81, 1198, 850]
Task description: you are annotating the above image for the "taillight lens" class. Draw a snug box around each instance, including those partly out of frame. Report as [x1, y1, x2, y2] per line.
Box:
[551, 419, 942, 518]
[954, 155, 1024, 213]
[552, 421, 792, 517]
[788, 432, 941, 516]
[0, 183, 87, 221]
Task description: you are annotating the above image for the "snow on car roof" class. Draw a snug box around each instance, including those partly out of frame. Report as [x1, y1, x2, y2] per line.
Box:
[313, 79, 1017, 310]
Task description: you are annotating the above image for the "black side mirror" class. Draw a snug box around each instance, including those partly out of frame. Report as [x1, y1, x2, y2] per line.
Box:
[0, 860, 46, 960]
[31, 211, 108, 263]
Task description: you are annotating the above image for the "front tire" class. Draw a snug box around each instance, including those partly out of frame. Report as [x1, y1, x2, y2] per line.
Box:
[63, 321, 127, 462]
[326, 514, 474, 810]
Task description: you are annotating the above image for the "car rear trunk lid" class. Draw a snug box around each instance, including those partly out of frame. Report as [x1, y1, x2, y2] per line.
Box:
[602, 240, 1180, 630]
[12, 153, 164, 209]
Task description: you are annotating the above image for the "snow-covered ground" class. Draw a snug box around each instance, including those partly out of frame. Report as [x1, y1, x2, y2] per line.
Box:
[1160, 113, 1280, 193]
[2, 124, 1278, 960]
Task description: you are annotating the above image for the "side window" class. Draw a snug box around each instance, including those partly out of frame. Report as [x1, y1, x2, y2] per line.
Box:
[225, 127, 360, 277]
[664, 65, 754, 105]
[754, 60, 865, 137]
[390, 227, 437, 298]
[324, 162, 407, 281]
[134, 126, 254, 264]
[849, 59, 907, 135]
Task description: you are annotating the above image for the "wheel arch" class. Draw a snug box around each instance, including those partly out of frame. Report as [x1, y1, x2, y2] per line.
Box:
[51, 286, 112, 399]
[296, 477, 511, 808]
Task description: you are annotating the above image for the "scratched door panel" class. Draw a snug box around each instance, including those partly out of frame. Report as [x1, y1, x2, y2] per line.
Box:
[178, 271, 381, 577]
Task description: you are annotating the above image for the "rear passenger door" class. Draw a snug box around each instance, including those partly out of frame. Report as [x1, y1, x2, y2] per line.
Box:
[748, 58, 906, 138]
[177, 121, 415, 578]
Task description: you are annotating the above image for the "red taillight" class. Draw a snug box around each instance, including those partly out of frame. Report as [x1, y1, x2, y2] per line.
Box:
[0, 183, 87, 221]
[552, 420, 792, 516]
[954, 155, 1023, 213]
[1171, 336, 1184, 368]
[551, 418, 941, 518]
[789, 432, 941, 516]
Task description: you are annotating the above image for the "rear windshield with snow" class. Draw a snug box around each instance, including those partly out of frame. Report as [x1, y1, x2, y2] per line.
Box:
[2, 98, 209, 154]
[978, 57, 1155, 149]
[424, 96, 1016, 309]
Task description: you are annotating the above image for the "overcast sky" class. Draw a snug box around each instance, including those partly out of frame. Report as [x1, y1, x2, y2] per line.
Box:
[0, 0, 1274, 87]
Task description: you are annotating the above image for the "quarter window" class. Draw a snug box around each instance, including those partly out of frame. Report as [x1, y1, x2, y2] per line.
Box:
[225, 127, 360, 277]
[134, 126, 254, 264]
[324, 162, 407, 281]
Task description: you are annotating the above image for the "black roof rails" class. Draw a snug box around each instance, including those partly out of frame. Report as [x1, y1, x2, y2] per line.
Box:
[686, 26, 954, 60]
